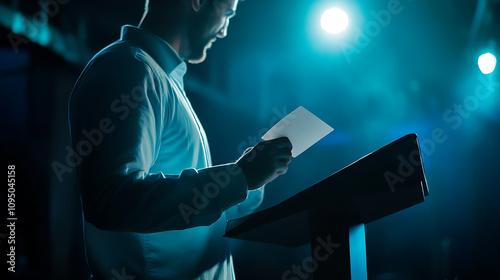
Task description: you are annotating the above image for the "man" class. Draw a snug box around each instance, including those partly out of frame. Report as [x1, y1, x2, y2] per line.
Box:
[69, 0, 292, 279]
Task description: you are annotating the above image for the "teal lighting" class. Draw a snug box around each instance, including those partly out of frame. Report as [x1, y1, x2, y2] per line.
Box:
[478, 52, 496, 74]
[321, 7, 349, 34]
[0, 3, 84, 64]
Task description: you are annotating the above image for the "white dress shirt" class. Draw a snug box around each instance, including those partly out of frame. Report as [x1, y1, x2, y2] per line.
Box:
[69, 25, 263, 280]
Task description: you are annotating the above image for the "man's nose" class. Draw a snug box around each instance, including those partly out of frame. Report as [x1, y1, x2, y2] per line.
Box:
[216, 19, 230, 38]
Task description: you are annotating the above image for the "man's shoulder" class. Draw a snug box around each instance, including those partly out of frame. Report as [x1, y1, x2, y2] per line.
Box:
[75, 42, 166, 89]
[71, 41, 162, 99]
[87, 41, 152, 71]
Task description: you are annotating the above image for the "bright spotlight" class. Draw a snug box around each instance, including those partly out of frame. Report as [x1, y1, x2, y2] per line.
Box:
[321, 7, 349, 34]
[478, 53, 496, 74]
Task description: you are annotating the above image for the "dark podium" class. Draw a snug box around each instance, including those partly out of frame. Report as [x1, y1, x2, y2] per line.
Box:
[225, 134, 429, 279]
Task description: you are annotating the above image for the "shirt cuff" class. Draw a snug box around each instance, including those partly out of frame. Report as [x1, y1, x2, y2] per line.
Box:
[198, 163, 248, 211]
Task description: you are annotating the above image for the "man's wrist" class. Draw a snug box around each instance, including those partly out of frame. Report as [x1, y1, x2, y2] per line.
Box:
[199, 163, 249, 211]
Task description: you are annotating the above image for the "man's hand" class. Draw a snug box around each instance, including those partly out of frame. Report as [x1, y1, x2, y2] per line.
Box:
[236, 137, 293, 190]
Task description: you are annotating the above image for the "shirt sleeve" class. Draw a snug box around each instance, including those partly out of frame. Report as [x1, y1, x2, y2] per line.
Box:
[69, 51, 248, 233]
[225, 187, 265, 221]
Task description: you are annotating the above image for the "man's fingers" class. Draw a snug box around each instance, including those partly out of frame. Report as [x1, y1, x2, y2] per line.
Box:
[237, 137, 293, 189]
[262, 137, 292, 150]
[273, 137, 293, 149]
[275, 162, 289, 175]
[275, 153, 292, 161]
[271, 146, 292, 159]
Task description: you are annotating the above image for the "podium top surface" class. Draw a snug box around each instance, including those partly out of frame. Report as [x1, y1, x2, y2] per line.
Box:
[225, 134, 429, 247]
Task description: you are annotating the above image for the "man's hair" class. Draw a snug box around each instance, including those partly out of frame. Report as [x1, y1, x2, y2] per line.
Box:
[145, 0, 220, 11]
[144, 0, 188, 13]
[141, 0, 185, 24]
[142, 0, 222, 21]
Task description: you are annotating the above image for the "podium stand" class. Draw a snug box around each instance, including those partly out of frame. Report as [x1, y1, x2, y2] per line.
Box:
[225, 134, 429, 279]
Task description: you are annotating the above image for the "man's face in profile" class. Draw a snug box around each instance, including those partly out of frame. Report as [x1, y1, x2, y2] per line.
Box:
[187, 0, 238, 64]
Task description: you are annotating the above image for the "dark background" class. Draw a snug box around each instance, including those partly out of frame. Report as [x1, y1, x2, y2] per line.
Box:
[1, 0, 500, 279]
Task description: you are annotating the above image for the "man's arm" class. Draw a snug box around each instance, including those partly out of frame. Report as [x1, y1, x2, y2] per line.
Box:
[69, 52, 292, 233]
[70, 53, 250, 233]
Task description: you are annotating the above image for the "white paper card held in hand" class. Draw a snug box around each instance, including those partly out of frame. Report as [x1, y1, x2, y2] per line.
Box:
[261, 106, 333, 157]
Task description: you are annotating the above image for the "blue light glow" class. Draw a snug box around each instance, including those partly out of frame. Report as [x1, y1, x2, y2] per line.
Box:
[478, 53, 496, 74]
[321, 7, 349, 34]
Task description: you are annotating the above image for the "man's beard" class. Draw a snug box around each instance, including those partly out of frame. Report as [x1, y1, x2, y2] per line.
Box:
[187, 38, 215, 64]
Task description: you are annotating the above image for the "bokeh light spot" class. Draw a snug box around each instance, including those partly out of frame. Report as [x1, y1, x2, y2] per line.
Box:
[478, 52, 496, 74]
[321, 7, 349, 34]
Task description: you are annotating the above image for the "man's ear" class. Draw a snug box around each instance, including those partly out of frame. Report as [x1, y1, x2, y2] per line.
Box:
[191, 0, 203, 12]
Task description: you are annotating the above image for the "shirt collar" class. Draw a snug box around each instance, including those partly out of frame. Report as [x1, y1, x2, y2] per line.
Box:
[120, 25, 187, 79]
